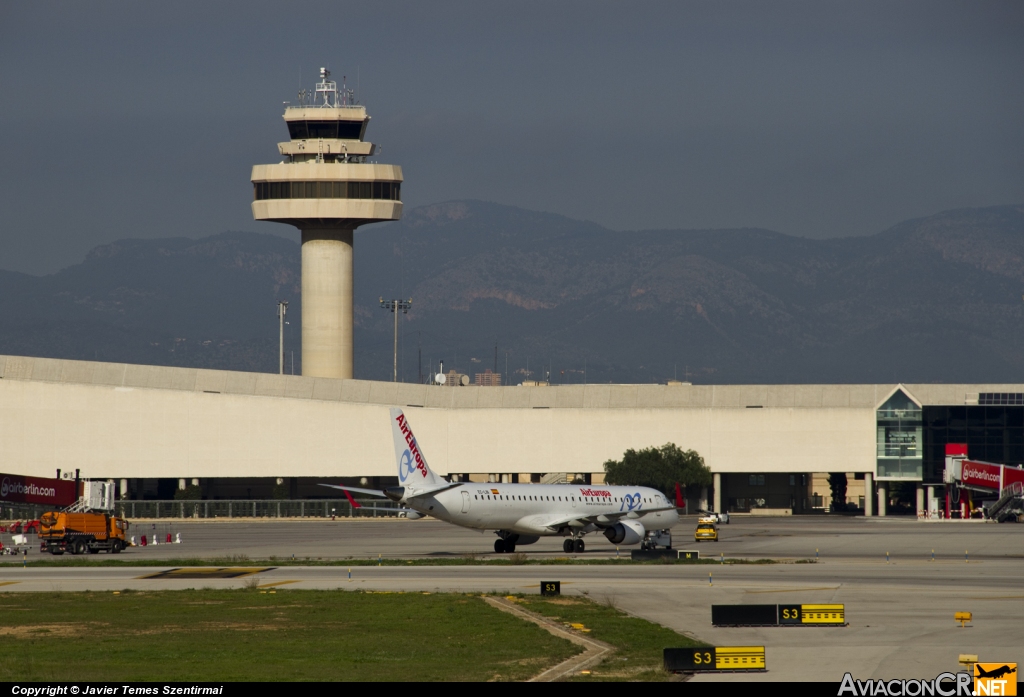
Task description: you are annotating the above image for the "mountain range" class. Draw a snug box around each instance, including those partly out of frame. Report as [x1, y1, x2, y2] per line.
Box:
[1, 201, 1023, 385]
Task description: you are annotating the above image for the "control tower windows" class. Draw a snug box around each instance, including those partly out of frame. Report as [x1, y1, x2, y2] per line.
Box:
[286, 120, 366, 140]
[254, 181, 401, 201]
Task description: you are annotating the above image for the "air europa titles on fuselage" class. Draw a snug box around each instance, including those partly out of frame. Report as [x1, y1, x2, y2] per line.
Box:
[395, 413, 429, 480]
[579, 488, 612, 498]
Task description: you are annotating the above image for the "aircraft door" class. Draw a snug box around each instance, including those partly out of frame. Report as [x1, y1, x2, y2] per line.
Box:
[461, 491, 471, 513]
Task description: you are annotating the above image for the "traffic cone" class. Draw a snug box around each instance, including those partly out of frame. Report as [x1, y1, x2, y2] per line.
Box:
[166, 533, 172, 544]
[141, 535, 147, 546]
[175, 532, 181, 544]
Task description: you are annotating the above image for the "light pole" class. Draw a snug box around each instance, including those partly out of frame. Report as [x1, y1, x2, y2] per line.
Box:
[379, 297, 412, 382]
[277, 301, 289, 375]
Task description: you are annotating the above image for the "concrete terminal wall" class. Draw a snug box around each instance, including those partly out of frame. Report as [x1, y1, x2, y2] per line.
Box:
[0, 355, 1017, 481]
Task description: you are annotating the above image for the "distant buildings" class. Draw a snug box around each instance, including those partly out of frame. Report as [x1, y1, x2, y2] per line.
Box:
[474, 369, 502, 386]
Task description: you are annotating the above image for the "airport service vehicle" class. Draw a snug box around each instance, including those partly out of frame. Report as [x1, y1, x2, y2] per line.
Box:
[38, 511, 129, 555]
[698, 510, 729, 524]
[694, 520, 718, 542]
[323, 408, 681, 553]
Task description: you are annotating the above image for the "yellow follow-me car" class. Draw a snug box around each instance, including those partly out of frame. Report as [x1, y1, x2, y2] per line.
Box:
[695, 518, 719, 542]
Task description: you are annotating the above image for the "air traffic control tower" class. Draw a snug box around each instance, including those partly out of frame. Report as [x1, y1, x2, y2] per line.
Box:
[251, 69, 403, 379]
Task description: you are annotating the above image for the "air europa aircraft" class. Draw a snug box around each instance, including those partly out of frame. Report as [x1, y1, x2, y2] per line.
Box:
[321, 408, 680, 553]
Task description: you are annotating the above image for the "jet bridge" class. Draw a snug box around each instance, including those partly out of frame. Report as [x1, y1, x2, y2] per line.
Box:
[944, 458, 1024, 521]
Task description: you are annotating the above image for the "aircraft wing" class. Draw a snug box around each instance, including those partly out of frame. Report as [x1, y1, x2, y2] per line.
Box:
[318, 484, 387, 497]
[319, 481, 463, 499]
[405, 482, 464, 499]
[539, 505, 678, 531]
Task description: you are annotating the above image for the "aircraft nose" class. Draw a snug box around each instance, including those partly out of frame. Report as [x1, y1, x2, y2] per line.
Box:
[384, 486, 405, 502]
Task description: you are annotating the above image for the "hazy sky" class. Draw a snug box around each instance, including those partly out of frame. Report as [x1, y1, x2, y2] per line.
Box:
[1, 1, 1022, 274]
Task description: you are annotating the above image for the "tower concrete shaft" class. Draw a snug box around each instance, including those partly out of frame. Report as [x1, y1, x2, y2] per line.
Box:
[251, 68, 402, 379]
[302, 228, 353, 378]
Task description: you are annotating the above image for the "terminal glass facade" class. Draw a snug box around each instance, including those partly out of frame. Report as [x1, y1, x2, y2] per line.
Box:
[876, 389, 922, 481]
[922, 405, 1024, 483]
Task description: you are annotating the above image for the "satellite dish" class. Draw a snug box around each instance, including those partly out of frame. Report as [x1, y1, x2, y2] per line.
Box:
[436, 373, 446, 385]
[460, 374, 470, 386]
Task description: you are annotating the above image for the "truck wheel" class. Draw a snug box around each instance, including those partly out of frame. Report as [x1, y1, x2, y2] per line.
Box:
[111, 541, 122, 554]
[74, 540, 88, 555]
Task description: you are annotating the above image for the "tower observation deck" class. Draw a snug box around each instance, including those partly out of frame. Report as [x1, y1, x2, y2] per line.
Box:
[251, 68, 403, 379]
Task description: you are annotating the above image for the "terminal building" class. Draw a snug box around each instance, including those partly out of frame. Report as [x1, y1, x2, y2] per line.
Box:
[2, 353, 1022, 516]
[3, 72, 1020, 518]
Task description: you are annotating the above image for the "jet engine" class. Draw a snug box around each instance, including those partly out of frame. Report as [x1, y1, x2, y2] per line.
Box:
[602, 520, 645, 545]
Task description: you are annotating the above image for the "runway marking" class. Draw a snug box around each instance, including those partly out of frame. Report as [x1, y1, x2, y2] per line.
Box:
[962, 595, 1024, 600]
[138, 567, 274, 580]
[0, 581, 20, 587]
[257, 580, 300, 589]
[745, 587, 840, 594]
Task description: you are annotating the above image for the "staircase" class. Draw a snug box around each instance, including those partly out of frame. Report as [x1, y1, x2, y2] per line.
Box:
[62, 497, 91, 513]
[539, 472, 571, 485]
[986, 481, 1024, 522]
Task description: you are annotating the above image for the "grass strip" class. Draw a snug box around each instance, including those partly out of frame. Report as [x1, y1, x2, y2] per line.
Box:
[505, 594, 704, 681]
[0, 589, 581, 682]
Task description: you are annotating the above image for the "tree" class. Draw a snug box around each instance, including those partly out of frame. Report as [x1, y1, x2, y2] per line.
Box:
[604, 443, 712, 496]
[173, 484, 202, 500]
[827, 473, 848, 512]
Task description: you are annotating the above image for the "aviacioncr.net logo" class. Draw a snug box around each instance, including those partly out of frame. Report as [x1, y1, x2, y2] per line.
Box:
[398, 450, 416, 482]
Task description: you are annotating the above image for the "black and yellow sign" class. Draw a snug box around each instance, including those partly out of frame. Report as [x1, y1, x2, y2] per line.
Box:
[712, 603, 846, 626]
[540, 581, 561, 596]
[664, 646, 766, 672]
[798, 604, 845, 625]
[678, 550, 700, 561]
[139, 567, 273, 580]
[974, 663, 1017, 696]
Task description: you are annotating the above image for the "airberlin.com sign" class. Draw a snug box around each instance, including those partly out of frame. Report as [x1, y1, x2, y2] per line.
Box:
[0, 474, 77, 506]
[960, 461, 1001, 490]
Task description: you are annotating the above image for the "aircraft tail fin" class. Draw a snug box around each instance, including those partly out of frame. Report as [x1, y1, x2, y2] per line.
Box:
[390, 408, 444, 489]
[674, 482, 685, 509]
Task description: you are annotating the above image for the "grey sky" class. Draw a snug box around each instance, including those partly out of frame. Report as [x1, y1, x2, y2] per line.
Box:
[1, 1, 1021, 274]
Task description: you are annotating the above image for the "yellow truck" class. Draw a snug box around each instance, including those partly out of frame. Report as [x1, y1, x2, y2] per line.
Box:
[38, 512, 129, 555]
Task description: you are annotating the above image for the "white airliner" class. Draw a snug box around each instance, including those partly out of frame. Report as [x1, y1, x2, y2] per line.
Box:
[322, 408, 680, 553]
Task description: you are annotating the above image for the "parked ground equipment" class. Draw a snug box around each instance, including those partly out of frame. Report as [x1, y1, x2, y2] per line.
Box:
[38, 512, 129, 555]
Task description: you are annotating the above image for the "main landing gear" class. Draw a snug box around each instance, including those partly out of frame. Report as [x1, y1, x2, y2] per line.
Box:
[562, 538, 585, 554]
[494, 538, 516, 553]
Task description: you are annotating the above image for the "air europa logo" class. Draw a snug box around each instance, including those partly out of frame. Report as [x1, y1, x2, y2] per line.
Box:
[620, 493, 643, 512]
[398, 450, 416, 482]
[395, 414, 429, 480]
[579, 489, 611, 498]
